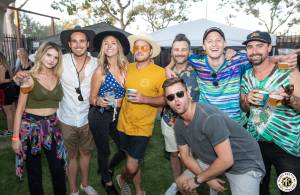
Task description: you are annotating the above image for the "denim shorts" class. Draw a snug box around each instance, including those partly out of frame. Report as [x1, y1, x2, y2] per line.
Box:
[118, 131, 150, 161]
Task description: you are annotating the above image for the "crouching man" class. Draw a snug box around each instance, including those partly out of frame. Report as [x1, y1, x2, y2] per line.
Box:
[162, 77, 265, 195]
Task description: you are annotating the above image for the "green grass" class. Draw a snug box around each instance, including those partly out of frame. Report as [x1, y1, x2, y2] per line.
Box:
[0, 111, 280, 194]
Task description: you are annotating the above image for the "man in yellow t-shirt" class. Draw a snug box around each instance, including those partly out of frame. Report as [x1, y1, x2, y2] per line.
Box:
[116, 33, 166, 195]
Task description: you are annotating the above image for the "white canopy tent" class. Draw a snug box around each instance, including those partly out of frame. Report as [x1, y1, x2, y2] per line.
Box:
[150, 18, 276, 47]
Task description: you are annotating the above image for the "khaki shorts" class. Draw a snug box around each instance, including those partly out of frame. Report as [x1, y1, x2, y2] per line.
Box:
[59, 121, 95, 154]
[161, 119, 178, 152]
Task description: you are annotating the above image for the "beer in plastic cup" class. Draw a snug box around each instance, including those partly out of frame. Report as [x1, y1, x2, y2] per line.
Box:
[278, 62, 289, 70]
[268, 94, 283, 106]
[20, 77, 32, 94]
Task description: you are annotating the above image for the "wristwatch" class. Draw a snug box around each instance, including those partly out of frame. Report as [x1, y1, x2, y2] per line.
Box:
[194, 175, 202, 185]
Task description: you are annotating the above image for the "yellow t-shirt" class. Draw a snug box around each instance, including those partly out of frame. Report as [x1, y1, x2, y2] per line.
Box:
[117, 63, 166, 137]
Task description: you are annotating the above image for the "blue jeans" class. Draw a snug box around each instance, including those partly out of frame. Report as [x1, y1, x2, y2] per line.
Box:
[259, 142, 300, 195]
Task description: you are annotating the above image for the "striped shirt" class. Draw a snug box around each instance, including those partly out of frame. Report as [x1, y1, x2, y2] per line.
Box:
[241, 67, 300, 157]
[189, 52, 251, 124]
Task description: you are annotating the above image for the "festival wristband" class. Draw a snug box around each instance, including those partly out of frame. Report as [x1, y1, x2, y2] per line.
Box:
[11, 135, 20, 142]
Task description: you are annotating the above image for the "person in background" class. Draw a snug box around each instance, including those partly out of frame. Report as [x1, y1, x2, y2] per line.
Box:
[240, 31, 300, 195]
[14, 48, 32, 73]
[161, 34, 199, 195]
[0, 51, 16, 136]
[11, 41, 68, 195]
[116, 33, 166, 195]
[88, 31, 130, 195]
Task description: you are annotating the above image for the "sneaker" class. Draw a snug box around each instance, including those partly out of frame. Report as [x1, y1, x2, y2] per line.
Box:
[70, 191, 79, 195]
[80, 184, 98, 195]
[165, 182, 178, 195]
[116, 174, 131, 195]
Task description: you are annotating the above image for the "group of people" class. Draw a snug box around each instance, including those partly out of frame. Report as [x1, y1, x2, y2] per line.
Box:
[0, 47, 32, 137]
[5, 23, 299, 195]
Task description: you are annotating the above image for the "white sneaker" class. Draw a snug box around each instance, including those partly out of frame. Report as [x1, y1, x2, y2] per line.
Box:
[80, 184, 98, 195]
[70, 191, 79, 195]
[165, 182, 178, 195]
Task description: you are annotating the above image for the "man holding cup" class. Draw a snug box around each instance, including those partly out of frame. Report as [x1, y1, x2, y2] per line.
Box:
[116, 33, 166, 195]
[240, 31, 300, 195]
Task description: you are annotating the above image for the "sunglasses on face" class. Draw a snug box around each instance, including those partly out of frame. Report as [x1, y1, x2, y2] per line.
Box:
[211, 72, 219, 87]
[166, 91, 185, 102]
[75, 87, 84, 101]
[132, 46, 150, 53]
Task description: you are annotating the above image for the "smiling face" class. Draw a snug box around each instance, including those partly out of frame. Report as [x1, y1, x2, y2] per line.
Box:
[102, 35, 120, 57]
[246, 41, 272, 66]
[41, 48, 59, 69]
[133, 40, 152, 63]
[165, 82, 191, 115]
[171, 41, 190, 65]
[203, 31, 225, 59]
[68, 32, 89, 57]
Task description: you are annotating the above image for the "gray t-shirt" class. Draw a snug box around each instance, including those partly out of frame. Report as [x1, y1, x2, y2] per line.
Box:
[175, 104, 265, 175]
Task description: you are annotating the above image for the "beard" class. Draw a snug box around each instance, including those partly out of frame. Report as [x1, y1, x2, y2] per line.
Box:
[249, 54, 266, 65]
[173, 55, 188, 64]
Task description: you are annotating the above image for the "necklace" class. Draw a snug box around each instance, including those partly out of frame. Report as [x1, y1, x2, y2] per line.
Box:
[70, 53, 88, 89]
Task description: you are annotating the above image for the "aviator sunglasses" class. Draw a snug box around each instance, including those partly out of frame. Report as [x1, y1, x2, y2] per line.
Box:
[166, 91, 185, 101]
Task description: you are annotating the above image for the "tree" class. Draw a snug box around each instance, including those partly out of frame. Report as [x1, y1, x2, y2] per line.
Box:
[51, 0, 202, 31]
[51, 0, 140, 30]
[20, 14, 64, 38]
[218, 0, 300, 34]
[134, 0, 201, 31]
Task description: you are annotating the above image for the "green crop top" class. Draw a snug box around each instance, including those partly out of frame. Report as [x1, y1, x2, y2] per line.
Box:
[26, 77, 63, 109]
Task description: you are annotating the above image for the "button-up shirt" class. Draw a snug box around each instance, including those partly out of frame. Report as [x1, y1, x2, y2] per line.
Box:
[57, 53, 98, 127]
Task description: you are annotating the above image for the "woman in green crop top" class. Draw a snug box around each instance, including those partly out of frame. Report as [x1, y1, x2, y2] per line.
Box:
[11, 42, 68, 195]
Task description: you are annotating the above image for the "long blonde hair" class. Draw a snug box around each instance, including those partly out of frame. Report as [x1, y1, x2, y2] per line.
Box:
[30, 42, 63, 78]
[17, 48, 31, 69]
[0, 51, 12, 78]
[97, 36, 128, 76]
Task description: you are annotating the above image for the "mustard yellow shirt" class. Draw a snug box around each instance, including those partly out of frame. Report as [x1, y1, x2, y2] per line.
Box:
[117, 63, 166, 137]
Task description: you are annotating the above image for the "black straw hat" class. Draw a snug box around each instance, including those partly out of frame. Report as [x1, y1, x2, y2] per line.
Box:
[60, 25, 95, 51]
[93, 31, 130, 55]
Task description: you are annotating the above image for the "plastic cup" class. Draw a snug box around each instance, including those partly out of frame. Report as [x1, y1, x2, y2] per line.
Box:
[253, 90, 269, 106]
[127, 88, 137, 100]
[268, 94, 283, 107]
[104, 91, 115, 106]
[20, 77, 32, 94]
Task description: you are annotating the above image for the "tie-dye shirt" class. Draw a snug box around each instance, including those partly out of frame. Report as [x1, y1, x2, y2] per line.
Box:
[241, 67, 300, 157]
[189, 52, 251, 124]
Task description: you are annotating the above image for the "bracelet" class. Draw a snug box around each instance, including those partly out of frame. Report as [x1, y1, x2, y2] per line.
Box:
[11, 135, 20, 142]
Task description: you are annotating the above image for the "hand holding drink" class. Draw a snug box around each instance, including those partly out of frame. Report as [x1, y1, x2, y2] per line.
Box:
[248, 89, 269, 107]
[20, 76, 33, 94]
[277, 49, 298, 71]
[127, 88, 138, 101]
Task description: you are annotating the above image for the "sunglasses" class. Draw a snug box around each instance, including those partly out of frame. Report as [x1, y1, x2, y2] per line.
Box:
[75, 87, 84, 101]
[211, 72, 219, 87]
[166, 91, 185, 102]
[133, 46, 150, 53]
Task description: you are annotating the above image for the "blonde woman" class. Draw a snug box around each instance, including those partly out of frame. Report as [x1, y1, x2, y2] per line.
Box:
[0, 51, 17, 136]
[15, 48, 32, 72]
[88, 31, 129, 195]
[11, 42, 67, 195]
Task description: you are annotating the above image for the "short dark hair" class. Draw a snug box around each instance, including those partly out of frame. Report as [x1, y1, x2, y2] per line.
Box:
[171, 34, 191, 49]
[162, 77, 187, 91]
